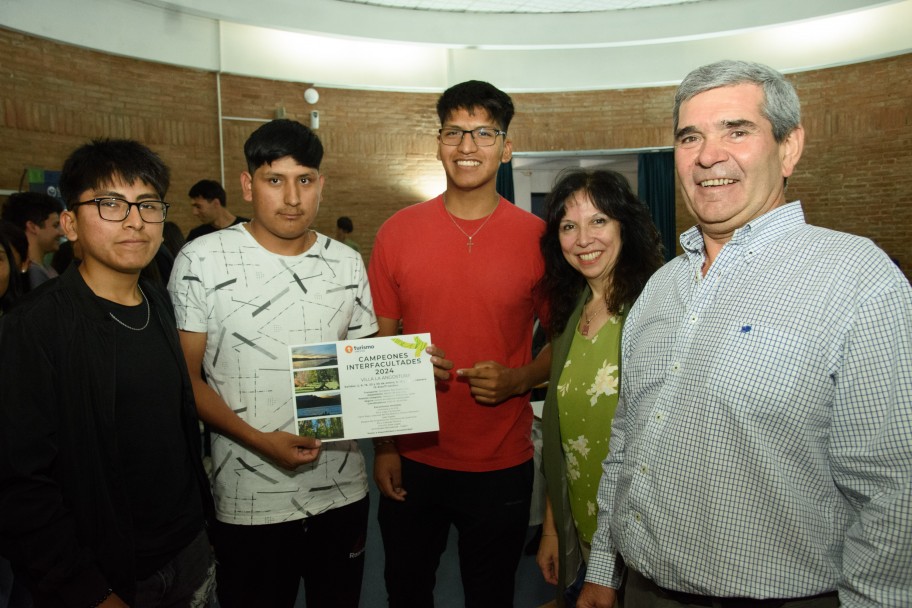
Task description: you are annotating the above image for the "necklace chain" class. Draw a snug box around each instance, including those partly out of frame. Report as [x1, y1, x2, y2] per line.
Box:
[580, 299, 607, 337]
[109, 285, 151, 331]
[443, 194, 498, 253]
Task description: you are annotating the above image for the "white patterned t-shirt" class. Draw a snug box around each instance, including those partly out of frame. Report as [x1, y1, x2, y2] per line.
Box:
[168, 225, 378, 525]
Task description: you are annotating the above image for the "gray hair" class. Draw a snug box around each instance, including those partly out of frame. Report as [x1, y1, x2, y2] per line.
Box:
[673, 60, 801, 142]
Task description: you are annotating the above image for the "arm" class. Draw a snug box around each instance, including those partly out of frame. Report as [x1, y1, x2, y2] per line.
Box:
[0, 316, 113, 605]
[830, 278, 912, 606]
[580, 393, 628, 595]
[457, 343, 552, 405]
[371, 316, 453, 500]
[370, 317, 406, 501]
[576, 583, 618, 608]
[178, 330, 321, 470]
[536, 495, 560, 585]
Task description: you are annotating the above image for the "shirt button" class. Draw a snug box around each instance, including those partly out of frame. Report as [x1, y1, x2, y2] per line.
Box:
[655, 412, 664, 422]
[640, 464, 648, 474]
[671, 362, 680, 372]
[634, 513, 642, 522]
[689, 314, 697, 324]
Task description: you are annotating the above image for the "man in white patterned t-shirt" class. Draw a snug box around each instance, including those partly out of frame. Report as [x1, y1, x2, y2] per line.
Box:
[168, 119, 378, 608]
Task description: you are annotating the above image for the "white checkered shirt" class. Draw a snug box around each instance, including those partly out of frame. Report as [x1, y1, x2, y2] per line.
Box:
[587, 202, 912, 607]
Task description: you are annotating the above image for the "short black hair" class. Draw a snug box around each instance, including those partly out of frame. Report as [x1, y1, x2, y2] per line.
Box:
[336, 216, 353, 233]
[244, 119, 323, 174]
[1, 192, 64, 229]
[188, 179, 226, 206]
[436, 81, 515, 132]
[59, 139, 170, 207]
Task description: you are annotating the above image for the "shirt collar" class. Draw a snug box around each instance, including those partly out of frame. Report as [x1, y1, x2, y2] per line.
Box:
[680, 201, 806, 264]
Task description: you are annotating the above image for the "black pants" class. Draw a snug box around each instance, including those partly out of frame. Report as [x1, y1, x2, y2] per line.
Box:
[213, 495, 369, 608]
[378, 458, 533, 608]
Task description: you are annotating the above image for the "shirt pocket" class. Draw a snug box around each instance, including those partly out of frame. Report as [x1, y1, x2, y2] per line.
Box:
[708, 322, 831, 429]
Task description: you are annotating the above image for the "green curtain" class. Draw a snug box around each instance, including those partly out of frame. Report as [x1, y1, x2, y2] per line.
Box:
[496, 159, 515, 203]
[637, 152, 676, 261]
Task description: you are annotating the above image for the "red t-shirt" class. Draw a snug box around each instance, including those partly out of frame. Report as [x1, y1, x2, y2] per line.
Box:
[369, 196, 545, 472]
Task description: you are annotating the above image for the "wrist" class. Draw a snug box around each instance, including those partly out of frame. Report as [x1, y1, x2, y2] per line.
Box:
[373, 438, 397, 451]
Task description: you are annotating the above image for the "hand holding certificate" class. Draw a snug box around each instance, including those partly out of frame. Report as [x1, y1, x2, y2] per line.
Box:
[289, 333, 439, 441]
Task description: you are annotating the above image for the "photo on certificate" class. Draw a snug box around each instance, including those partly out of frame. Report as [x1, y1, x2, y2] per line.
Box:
[287, 333, 439, 442]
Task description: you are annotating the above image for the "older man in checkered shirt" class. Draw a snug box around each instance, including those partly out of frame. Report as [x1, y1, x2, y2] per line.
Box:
[578, 60, 911, 608]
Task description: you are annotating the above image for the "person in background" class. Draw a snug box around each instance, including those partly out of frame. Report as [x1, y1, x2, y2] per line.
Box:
[0, 138, 215, 608]
[0, 226, 30, 608]
[0, 192, 64, 289]
[334, 216, 361, 252]
[162, 221, 185, 258]
[185, 179, 248, 242]
[369, 80, 549, 608]
[169, 119, 377, 608]
[0, 221, 28, 307]
[50, 239, 77, 276]
[536, 169, 663, 607]
[578, 59, 912, 608]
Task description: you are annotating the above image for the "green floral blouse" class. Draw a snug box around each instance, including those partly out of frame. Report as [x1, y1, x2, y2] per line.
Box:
[556, 312, 623, 543]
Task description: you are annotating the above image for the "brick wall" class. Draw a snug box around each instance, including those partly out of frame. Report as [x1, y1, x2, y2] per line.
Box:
[1, 27, 910, 277]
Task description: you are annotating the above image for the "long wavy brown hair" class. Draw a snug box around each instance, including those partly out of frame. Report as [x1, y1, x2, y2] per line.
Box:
[537, 169, 665, 336]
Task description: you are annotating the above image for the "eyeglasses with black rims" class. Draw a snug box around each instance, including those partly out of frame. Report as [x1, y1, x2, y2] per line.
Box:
[71, 198, 170, 223]
[438, 127, 506, 147]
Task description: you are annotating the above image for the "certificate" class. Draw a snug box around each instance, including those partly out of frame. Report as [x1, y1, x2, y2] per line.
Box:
[288, 333, 439, 442]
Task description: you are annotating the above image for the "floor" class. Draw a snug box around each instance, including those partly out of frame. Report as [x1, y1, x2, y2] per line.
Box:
[294, 440, 556, 608]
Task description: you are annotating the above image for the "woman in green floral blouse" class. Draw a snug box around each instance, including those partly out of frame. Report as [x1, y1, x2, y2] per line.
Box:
[536, 170, 663, 606]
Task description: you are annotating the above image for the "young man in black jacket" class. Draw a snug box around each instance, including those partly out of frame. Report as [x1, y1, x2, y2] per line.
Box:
[0, 139, 215, 608]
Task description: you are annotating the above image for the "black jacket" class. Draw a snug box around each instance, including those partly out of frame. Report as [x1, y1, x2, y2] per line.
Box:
[0, 265, 214, 607]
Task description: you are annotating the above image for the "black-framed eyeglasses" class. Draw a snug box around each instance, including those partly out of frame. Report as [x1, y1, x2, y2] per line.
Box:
[438, 127, 506, 147]
[71, 198, 170, 223]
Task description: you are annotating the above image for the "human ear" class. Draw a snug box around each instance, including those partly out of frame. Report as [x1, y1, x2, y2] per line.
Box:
[780, 125, 804, 178]
[501, 138, 513, 164]
[60, 210, 79, 243]
[240, 172, 254, 203]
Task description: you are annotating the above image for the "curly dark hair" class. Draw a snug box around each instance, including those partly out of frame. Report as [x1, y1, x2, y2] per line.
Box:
[538, 169, 664, 336]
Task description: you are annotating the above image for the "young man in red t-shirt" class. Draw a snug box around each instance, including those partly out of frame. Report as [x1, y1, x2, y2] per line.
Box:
[368, 80, 550, 607]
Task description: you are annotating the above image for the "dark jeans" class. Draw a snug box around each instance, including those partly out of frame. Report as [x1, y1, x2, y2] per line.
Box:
[378, 458, 533, 608]
[133, 528, 215, 608]
[213, 495, 369, 608]
[623, 569, 840, 608]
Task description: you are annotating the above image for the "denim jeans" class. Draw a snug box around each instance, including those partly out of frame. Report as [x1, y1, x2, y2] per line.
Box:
[133, 529, 215, 608]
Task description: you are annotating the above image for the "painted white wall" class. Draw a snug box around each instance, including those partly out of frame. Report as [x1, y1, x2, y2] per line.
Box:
[513, 155, 641, 213]
[1, 0, 220, 70]
[3, 0, 910, 92]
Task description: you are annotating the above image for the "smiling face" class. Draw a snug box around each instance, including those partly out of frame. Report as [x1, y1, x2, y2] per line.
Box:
[437, 106, 512, 194]
[558, 190, 622, 290]
[241, 155, 324, 255]
[31, 212, 63, 255]
[674, 83, 803, 244]
[61, 177, 164, 279]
